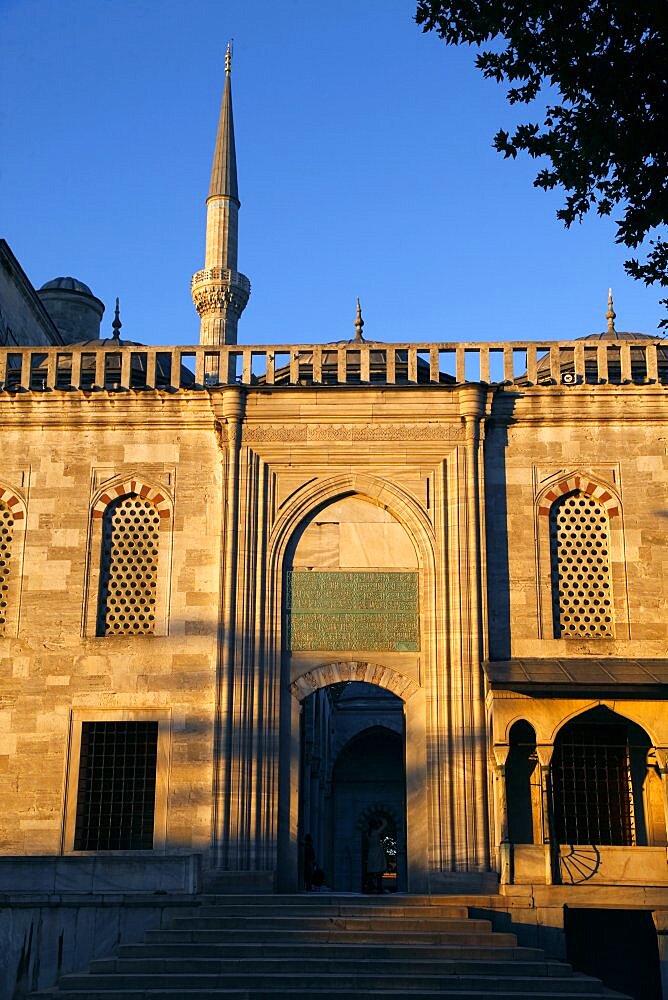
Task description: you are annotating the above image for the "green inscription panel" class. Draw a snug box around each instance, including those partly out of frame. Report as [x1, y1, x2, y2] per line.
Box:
[286, 571, 419, 652]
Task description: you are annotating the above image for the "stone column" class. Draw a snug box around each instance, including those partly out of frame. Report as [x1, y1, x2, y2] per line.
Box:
[213, 388, 244, 868]
[655, 748, 668, 845]
[536, 744, 556, 885]
[459, 386, 490, 869]
[492, 744, 511, 884]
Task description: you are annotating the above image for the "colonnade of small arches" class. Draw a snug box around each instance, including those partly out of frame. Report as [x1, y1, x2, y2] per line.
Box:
[497, 706, 668, 854]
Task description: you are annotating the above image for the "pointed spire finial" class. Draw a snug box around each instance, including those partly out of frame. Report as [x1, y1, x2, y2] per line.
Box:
[111, 297, 122, 340]
[354, 297, 365, 342]
[606, 287, 616, 334]
[208, 41, 239, 204]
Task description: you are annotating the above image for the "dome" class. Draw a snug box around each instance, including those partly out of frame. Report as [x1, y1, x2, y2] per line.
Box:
[576, 330, 660, 342]
[527, 328, 668, 385]
[39, 276, 95, 296]
[37, 276, 104, 344]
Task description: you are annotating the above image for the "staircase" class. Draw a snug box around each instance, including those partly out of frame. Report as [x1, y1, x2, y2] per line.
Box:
[31, 894, 629, 999]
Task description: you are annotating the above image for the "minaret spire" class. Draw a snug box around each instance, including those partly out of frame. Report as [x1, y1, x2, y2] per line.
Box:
[191, 42, 250, 346]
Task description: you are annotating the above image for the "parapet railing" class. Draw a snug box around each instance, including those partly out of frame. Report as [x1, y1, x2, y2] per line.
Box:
[0, 340, 665, 392]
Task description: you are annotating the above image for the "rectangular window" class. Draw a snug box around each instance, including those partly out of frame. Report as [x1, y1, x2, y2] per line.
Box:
[74, 721, 159, 851]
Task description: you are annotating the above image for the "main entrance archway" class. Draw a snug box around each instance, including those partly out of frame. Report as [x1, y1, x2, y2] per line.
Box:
[300, 682, 406, 892]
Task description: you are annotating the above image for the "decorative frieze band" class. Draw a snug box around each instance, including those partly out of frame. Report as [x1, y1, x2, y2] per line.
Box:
[242, 422, 464, 444]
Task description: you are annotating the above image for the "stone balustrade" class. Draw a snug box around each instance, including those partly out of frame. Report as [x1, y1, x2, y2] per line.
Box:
[0, 339, 665, 392]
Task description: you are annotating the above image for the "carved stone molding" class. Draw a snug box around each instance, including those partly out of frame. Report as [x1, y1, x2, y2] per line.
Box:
[242, 422, 464, 445]
[243, 425, 307, 444]
[191, 284, 250, 319]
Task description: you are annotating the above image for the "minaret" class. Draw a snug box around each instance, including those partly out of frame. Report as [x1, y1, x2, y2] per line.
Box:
[191, 43, 250, 345]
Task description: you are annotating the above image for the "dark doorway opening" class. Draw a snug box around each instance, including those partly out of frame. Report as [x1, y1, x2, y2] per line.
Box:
[299, 682, 406, 892]
[565, 908, 661, 1000]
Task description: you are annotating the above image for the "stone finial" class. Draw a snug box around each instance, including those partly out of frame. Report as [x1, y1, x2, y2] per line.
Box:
[111, 297, 122, 340]
[606, 288, 616, 334]
[225, 40, 232, 77]
[354, 297, 365, 342]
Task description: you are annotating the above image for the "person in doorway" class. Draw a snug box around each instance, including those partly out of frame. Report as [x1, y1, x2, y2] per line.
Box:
[303, 833, 316, 891]
[366, 816, 387, 893]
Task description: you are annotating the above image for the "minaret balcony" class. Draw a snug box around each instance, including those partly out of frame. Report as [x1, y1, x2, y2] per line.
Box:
[191, 267, 251, 296]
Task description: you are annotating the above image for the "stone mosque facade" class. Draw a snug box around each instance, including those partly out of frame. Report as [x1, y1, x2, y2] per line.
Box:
[1, 49, 668, 996]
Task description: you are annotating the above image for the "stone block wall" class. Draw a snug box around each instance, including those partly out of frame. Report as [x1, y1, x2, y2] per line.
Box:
[0, 394, 222, 857]
[486, 385, 668, 659]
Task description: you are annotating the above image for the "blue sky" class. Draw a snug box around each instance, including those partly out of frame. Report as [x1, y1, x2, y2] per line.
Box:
[1, 0, 663, 346]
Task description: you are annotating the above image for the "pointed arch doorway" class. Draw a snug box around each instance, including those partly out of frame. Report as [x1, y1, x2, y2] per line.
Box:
[300, 682, 407, 893]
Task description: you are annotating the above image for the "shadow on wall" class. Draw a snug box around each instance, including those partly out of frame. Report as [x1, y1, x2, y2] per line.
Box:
[484, 392, 518, 660]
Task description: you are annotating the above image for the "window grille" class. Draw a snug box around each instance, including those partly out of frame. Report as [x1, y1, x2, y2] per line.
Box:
[549, 491, 613, 638]
[97, 494, 160, 636]
[74, 721, 158, 851]
[0, 502, 13, 633]
[551, 724, 634, 846]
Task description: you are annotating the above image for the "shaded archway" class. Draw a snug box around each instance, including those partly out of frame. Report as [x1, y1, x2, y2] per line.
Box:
[277, 485, 430, 893]
[299, 683, 406, 892]
[506, 720, 539, 845]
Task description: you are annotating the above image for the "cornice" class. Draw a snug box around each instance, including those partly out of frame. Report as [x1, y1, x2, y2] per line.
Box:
[0, 390, 218, 429]
[491, 384, 668, 425]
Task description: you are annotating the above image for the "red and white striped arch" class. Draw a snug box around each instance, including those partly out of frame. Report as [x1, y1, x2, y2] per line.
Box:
[0, 486, 25, 520]
[538, 474, 620, 518]
[92, 478, 171, 519]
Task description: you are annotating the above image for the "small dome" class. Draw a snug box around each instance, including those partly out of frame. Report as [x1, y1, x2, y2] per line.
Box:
[39, 276, 94, 296]
[576, 330, 658, 342]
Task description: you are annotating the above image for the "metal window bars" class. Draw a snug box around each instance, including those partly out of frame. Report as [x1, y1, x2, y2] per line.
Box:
[73, 721, 159, 851]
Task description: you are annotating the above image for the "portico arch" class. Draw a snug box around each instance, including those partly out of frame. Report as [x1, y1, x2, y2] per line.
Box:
[288, 670, 427, 893]
[272, 477, 433, 893]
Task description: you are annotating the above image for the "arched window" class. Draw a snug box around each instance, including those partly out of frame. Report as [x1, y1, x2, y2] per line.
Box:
[0, 500, 14, 634]
[551, 707, 653, 846]
[96, 494, 161, 636]
[549, 491, 613, 638]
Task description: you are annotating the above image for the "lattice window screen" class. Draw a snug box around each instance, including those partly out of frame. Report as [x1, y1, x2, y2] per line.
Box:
[97, 495, 161, 636]
[549, 491, 613, 638]
[0, 502, 13, 633]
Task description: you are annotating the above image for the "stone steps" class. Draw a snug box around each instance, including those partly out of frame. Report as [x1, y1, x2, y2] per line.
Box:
[115, 942, 546, 961]
[166, 916, 496, 932]
[143, 927, 521, 946]
[189, 906, 474, 919]
[192, 903, 474, 917]
[90, 957, 566, 976]
[195, 894, 513, 909]
[49, 973, 609, 993]
[31, 984, 629, 1000]
[29, 894, 630, 999]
